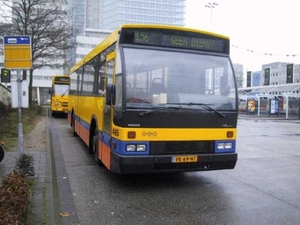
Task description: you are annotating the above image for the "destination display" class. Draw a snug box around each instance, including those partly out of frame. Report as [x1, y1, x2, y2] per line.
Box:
[130, 30, 227, 53]
[54, 77, 70, 82]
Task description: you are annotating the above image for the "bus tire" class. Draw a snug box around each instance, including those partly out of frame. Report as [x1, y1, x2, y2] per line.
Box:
[71, 115, 77, 136]
[93, 129, 102, 165]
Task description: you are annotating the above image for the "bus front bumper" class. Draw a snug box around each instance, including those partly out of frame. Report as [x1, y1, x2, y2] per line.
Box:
[110, 152, 238, 174]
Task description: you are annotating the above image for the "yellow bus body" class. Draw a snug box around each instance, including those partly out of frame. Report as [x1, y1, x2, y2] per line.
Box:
[49, 75, 70, 117]
[68, 24, 238, 174]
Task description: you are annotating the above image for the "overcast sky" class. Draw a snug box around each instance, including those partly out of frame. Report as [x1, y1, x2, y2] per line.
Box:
[185, 0, 300, 71]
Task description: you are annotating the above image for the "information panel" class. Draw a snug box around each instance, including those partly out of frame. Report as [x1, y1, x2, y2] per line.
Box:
[121, 28, 229, 54]
[133, 31, 225, 53]
[3, 35, 32, 69]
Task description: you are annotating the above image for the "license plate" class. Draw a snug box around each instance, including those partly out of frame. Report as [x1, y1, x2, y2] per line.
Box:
[172, 155, 198, 163]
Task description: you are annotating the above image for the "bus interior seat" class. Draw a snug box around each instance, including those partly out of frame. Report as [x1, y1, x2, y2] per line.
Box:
[151, 79, 166, 94]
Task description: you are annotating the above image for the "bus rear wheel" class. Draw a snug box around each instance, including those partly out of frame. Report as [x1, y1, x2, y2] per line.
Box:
[71, 115, 77, 136]
[93, 129, 102, 165]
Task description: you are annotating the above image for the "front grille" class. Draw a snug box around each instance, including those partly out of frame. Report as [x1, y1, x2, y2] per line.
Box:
[150, 141, 214, 155]
[62, 102, 68, 107]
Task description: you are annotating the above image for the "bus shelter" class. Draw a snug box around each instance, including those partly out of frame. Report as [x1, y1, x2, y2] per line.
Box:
[238, 84, 300, 118]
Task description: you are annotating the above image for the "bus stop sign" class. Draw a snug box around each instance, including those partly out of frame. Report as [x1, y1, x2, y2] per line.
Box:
[3, 35, 32, 69]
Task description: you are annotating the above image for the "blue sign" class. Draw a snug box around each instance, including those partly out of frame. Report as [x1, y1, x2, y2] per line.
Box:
[4, 36, 31, 45]
[252, 72, 261, 87]
[270, 99, 279, 114]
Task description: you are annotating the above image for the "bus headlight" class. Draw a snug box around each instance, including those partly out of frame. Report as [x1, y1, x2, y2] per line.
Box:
[217, 142, 233, 150]
[217, 143, 225, 150]
[137, 144, 146, 152]
[224, 142, 233, 149]
[215, 141, 235, 153]
[55, 101, 60, 107]
[126, 144, 147, 152]
[126, 144, 136, 151]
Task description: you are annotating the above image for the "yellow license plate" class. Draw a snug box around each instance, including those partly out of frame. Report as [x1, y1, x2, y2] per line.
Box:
[172, 156, 198, 163]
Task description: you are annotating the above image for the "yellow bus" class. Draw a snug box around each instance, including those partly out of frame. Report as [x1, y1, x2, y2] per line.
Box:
[68, 24, 238, 174]
[49, 75, 70, 117]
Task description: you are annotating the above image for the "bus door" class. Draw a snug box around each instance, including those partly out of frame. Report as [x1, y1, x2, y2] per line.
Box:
[101, 51, 116, 166]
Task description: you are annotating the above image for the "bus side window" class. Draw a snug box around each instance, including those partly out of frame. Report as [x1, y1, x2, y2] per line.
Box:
[98, 63, 106, 94]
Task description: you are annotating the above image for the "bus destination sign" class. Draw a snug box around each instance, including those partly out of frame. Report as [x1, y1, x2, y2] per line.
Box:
[133, 30, 226, 53]
[55, 77, 70, 82]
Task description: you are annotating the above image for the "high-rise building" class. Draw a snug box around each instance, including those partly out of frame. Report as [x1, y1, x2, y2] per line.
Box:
[101, 0, 186, 30]
[86, 0, 102, 29]
[70, 0, 186, 32]
[69, 0, 86, 35]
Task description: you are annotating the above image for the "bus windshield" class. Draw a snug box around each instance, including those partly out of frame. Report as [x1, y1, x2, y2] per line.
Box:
[123, 47, 237, 111]
[54, 84, 69, 96]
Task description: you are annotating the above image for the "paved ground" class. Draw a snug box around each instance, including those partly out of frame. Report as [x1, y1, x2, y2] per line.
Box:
[0, 111, 299, 225]
[0, 114, 48, 225]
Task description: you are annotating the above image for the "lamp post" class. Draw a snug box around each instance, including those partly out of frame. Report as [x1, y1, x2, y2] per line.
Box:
[205, 2, 218, 31]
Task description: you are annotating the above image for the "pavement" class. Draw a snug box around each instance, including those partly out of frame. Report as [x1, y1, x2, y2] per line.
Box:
[0, 151, 46, 224]
[0, 108, 50, 225]
[238, 112, 300, 121]
[0, 110, 299, 225]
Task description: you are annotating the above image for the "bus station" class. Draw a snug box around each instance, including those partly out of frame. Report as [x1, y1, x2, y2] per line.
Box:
[238, 83, 300, 118]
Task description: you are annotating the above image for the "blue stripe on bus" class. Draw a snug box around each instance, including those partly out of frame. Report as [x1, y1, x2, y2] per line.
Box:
[112, 138, 150, 155]
[71, 115, 149, 156]
[73, 114, 90, 131]
[101, 132, 111, 147]
[80, 119, 90, 131]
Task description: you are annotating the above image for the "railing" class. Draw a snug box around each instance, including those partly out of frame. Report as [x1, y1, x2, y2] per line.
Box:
[0, 83, 11, 106]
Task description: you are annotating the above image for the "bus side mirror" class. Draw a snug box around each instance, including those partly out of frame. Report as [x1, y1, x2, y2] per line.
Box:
[106, 84, 116, 105]
[48, 89, 52, 94]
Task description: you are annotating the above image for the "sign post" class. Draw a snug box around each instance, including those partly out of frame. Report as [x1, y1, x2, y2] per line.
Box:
[3, 35, 32, 156]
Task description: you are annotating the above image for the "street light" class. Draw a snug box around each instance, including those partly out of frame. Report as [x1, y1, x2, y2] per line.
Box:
[205, 2, 218, 31]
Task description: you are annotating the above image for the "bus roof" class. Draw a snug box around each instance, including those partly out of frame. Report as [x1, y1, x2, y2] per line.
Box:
[69, 24, 230, 74]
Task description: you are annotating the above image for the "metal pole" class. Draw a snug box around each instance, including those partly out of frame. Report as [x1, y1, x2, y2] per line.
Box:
[210, 7, 213, 30]
[285, 95, 289, 119]
[17, 70, 24, 155]
[205, 2, 218, 31]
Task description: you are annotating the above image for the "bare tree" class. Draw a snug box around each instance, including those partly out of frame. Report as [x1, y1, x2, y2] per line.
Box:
[0, 0, 76, 105]
[233, 64, 244, 88]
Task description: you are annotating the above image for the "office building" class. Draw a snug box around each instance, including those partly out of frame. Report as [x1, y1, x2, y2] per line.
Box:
[86, 0, 102, 29]
[69, 0, 86, 35]
[102, 0, 186, 30]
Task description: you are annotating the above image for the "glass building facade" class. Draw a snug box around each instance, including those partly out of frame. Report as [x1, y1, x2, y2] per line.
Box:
[86, 0, 102, 29]
[102, 0, 186, 30]
[69, 0, 86, 35]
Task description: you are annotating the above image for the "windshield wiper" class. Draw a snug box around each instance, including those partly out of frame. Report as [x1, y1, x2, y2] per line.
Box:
[138, 106, 182, 117]
[61, 89, 69, 97]
[168, 102, 226, 118]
